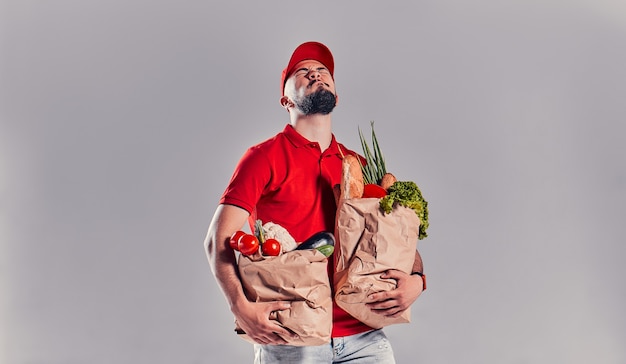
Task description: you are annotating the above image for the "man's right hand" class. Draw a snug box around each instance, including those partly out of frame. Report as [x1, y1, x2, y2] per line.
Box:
[233, 300, 297, 345]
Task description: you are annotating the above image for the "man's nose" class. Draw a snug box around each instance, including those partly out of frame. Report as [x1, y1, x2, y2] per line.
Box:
[307, 70, 321, 79]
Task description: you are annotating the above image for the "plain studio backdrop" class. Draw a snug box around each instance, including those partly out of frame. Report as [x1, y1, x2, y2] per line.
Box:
[1, 0, 625, 363]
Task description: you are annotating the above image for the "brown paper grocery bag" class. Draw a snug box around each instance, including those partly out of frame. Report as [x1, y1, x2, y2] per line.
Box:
[235, 249, 332, 346]
[334, 198, 420, 329]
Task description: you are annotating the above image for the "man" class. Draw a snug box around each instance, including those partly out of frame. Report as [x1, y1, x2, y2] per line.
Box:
[204, 41, 425, 363]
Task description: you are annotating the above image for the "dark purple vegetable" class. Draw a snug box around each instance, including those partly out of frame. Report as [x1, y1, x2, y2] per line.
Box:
[295, 231, 335, 250]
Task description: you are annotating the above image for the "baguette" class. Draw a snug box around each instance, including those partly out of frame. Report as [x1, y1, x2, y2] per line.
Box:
[340, 154, 364, 200]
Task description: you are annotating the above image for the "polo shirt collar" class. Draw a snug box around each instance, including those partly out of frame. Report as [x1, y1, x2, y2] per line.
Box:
[283, 124, 311, 148]
[282, 124, 344, 155]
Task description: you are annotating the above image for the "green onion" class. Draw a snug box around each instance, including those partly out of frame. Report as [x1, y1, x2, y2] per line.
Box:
[358, 121, 387, 185]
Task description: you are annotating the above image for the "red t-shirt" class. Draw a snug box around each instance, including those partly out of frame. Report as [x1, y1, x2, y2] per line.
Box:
[220, 124, 372, 338]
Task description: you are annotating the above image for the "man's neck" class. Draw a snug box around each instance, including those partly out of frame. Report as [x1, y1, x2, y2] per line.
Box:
[290, 113, 333, 151]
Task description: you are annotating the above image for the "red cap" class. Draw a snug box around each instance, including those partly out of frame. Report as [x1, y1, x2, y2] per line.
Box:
[281, 41, 335, 95]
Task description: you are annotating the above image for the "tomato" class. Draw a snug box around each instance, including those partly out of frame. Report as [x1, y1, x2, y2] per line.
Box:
[238, 234, 260, 256]
[362, 183, 387, 198]
[229, 230, 246, 250]
[261, 238, 281, 256]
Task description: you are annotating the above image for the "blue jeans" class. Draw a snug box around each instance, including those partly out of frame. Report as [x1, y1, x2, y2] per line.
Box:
[253, 329, 395, 364]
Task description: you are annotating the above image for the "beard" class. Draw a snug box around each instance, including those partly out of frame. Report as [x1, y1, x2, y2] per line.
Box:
[294, 88, 337, 115]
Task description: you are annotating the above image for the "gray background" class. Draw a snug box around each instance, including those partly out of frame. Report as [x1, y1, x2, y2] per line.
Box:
[1, 0, 625, 363]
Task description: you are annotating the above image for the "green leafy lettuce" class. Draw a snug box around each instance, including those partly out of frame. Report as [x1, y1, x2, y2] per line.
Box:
[380, 181, 429, 240]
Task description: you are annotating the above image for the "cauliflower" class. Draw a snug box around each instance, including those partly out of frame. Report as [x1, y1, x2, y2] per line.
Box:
[262, 222, 298, 252]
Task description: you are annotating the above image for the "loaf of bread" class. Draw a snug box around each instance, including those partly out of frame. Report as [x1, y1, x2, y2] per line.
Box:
[340, 154, 364, 200]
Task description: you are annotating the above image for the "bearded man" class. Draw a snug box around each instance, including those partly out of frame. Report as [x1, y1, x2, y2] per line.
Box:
[204, 41, 425, 363]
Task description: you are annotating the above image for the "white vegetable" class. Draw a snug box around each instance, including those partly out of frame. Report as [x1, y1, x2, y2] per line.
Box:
[262, 222, 298, 252]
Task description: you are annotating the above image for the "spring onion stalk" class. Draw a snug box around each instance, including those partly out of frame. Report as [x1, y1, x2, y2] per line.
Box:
[358, 121, 387, 185]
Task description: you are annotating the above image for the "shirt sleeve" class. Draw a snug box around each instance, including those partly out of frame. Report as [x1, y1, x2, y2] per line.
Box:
[219, 146, 271, 215]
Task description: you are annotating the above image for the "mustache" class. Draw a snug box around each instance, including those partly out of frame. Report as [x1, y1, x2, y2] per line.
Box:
[308, 79, 330, 88]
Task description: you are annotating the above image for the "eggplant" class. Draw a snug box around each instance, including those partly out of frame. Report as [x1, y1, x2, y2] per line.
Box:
[295, 231, 335, 250]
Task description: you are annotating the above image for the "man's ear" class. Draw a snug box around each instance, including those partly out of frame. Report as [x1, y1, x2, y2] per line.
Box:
[280, 95, 292, 111]
[335, 93, 339, 106]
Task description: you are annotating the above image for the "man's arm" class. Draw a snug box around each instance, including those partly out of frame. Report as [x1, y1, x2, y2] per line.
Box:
[204, 204, 295, 345]
[411, 249, 424, 275]
[365, 250, 425, 317]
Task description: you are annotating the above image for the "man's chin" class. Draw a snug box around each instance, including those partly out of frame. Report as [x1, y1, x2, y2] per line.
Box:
[295, 88, 337, 115]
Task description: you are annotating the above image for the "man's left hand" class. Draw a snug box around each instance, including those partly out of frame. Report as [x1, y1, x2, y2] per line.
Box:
[365, 269, 424, 317]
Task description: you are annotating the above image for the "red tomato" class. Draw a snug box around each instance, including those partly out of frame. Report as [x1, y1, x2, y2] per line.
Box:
[362, 183, 387, 198]
[238, 234, 260, 256]
[229, 231, 246, 251]
[261, 238, 281, 256]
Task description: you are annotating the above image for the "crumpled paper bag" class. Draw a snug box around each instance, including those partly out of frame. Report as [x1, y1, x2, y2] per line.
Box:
[334, 198, 420, 329]
[235, 249, 332, 346]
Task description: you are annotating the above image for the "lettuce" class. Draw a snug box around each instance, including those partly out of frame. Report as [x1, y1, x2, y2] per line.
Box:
[380, 181, 429, 240]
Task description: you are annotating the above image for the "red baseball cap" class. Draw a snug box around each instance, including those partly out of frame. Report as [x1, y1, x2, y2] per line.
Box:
[281, 41, 335, 95]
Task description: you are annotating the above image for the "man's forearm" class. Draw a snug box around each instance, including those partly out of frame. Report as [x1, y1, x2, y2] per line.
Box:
[204, 204, 251, 312]
[412, 250, 423, 274]
[208, 235, 249, 312]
